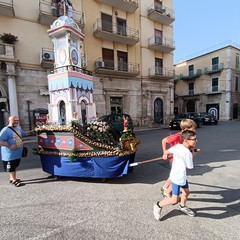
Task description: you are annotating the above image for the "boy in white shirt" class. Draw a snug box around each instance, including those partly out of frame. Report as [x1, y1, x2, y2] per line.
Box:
[153, 130, 197, 220]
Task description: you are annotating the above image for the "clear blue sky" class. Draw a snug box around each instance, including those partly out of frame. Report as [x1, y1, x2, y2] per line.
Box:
[174, 0, 240, 64]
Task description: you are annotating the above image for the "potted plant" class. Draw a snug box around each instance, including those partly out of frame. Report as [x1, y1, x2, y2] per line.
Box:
[0, 33, 18, 44]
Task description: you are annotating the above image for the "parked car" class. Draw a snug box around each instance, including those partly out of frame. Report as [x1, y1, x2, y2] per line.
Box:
[198, 112, 218, 125]
[169, 112, 203, 130]
[97, 113, 134, 135]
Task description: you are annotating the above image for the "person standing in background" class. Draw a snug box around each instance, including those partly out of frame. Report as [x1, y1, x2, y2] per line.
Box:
[0, 116, 27, 187]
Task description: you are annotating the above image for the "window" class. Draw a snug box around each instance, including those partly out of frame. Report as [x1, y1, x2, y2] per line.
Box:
[154, 0, 165, 13]
[188, 82, 194, 95]
[212, 57, 219, 70]
[110, 97, 122, 114]
[155, 58, 163, 75]
[117, 51, 128, 71]
[212, 77, 218, 92]
[188, 65, 194, 76]
[117, 18, 127, 36]
[102, 48, 114, 69]
[235, 76, 239, 92]
[154, 29, 162, 44]
[101, 13, 112, 33]
[236, 54, 239, 69]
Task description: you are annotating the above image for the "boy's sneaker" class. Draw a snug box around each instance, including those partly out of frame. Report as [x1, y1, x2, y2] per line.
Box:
[179, 205, 195, 217]
[161, 186, 172, 198]
[153, 202, 162, 221]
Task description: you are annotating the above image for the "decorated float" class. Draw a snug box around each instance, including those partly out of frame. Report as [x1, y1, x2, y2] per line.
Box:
[34, 4, 140, 178]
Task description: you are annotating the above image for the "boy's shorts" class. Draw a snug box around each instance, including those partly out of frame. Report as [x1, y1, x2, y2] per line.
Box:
[2, 159, 21, 172]
[171, 180, 189, 196]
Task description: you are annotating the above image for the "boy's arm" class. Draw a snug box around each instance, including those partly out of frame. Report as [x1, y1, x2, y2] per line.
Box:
[162, 136, 168, 153]
[192, 148, 201, 157]
[162, 149, 171, 160]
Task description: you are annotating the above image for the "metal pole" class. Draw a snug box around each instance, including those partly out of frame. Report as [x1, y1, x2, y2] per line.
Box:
[26, 100, 32, 130]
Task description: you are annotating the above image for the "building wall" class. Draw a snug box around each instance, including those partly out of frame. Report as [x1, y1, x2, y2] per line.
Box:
[174, 46, 240, 120]
[0, 0, 175, 129]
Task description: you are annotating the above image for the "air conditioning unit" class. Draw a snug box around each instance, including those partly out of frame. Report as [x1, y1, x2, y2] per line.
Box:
[42, 50, 54, 61]
[95, 61, 105, 68]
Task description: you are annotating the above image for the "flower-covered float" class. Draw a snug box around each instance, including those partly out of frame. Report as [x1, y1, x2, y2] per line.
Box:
[34, 12, 140, 178]
[33, 120, 140, 178]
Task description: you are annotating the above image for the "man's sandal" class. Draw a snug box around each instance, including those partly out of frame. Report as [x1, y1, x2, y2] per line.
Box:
[12, 180, 24, 187]
[9, 179, 21, 184]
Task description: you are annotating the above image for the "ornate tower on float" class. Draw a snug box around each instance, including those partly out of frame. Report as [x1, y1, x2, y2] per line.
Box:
[47, 15, 96, 125]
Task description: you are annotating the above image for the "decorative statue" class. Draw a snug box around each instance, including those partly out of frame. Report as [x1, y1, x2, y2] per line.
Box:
[123, 115, 128, 132]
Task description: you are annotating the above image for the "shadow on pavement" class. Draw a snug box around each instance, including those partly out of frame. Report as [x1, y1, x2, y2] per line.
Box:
[189, 182, 240, 219]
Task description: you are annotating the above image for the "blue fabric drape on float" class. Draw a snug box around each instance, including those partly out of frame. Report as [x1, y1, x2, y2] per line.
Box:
[40, 155, 130, 178]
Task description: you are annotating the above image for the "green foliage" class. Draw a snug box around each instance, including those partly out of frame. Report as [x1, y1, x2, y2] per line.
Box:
[0, 33, 19, 44]
[86, 121, 116, 145]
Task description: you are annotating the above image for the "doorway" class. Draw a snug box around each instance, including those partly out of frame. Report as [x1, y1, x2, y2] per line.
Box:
[186, 100, 195, 112]
[154, 97, 163, 124]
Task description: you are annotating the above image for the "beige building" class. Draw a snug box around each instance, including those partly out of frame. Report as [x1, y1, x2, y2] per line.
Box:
[174, 44, 240, 120]
[0, 0, 175, 130]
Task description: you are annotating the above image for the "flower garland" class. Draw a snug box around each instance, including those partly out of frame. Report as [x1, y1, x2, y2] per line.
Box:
[33, 121, 140, 159]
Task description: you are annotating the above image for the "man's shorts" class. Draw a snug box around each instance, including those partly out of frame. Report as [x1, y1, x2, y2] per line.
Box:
[171, 180, 189, 196]
[2, 159, 21, 172]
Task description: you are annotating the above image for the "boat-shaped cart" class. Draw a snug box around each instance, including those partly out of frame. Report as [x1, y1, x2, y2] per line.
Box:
[34, 121, 140, 178]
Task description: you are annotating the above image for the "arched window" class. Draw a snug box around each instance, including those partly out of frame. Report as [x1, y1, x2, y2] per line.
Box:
[59, 100, 66, 124]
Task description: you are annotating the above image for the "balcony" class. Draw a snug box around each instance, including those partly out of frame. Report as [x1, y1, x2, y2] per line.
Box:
[94, 0, 139, 13]
[204, 63, 224, 74]
[147, 3, 174, 25]
[95, 58, 140, 77]
[39, 0, 85, 29]
[93, 19, 139, 45]
[0, 0, 14, 17]
[205, 86, 224, 95]
[148, 35, 175, 53]
[149, 66, 175, 79]
[179, 69, 202, 80]
[0, 43, 18, 63]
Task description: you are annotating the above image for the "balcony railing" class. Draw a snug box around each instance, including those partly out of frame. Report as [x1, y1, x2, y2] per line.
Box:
[0, 0, 14, 17]
[204, 63, 224, 74]
[93, 19, 139, 45]
[94, 0, 139, 13]
[148, 35, 175, 53]
[95, 58, 140, 76]
[0, 43, 17, 61]
[148, 66, 175, 79]
[179, 69, 202, 80]
[147, 3, 174, 25]
[205, 86, 224, 95]
[39, 0, 85, 29]
[189, 89, 194, 95]
[48, 65, 92, 76]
